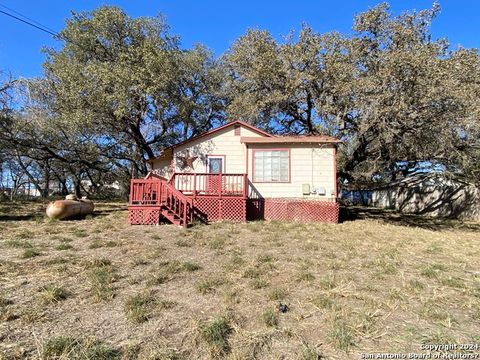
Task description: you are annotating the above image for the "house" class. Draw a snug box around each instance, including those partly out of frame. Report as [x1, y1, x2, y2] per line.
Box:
[128, 120, 340, 226]
[340, 173, 480, 221]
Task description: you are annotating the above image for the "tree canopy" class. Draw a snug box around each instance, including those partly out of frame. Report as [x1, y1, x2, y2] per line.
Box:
[1, 2, 479, 198]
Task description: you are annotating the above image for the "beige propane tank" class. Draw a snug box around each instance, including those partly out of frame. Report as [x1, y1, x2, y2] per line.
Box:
[46, 195, 95, 220]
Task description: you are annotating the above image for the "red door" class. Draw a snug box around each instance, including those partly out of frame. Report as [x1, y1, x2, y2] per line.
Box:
[207, 157, 223, 195]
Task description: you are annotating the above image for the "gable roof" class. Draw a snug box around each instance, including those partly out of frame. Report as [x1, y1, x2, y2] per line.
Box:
[147, 120, 271, 162]
[168, 120, 272, 150]
[240, 135, 340, 144]
[147, 120, 340, 163]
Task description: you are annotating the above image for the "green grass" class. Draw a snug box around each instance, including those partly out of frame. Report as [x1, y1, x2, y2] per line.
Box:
[261, 309, 278, 327]
[407, 279, 426, 291]
[312, 294, 335, 310]
[124, 294, 156, 324]
[421, 263, 447, 278]
[319, 274, 337, 290]
[41, 336, 119, 360]
[250, 278, 269, 289]
[175, 239, 192, 247]
[89, 239, 118, 249]
[85, 259, 117, 302]
[40, 285, 69, 304]
[55, 242, 73, 251]
[268, 287, 288, 301]
[301, 345, 324, 360]
[440, 276, 465, 289]
[16, 230, 34, 239]
[199, 317, 232, 356]
[298, 271, 316, 282]
[3, 239, 33, 248]
[148, 261, 183, 285]
[328, 319, 355, 352]
[243, 267, 262, 279]
[182, 262, 202, 272]
[22, 248, 41, 259]
[72, 229, 89, 238]
[195, 278, 225, 295]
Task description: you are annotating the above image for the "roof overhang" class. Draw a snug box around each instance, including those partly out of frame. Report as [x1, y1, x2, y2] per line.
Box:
[146, 148, 173, 163]
[240, 136, 340, 144]
[147, 120, 272, 163]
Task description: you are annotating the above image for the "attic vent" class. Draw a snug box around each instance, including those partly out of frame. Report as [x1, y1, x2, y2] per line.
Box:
[234, 125, 241, 136]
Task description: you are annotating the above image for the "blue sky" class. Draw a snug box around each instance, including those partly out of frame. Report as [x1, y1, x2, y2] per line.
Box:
[0, 1, 478, 78]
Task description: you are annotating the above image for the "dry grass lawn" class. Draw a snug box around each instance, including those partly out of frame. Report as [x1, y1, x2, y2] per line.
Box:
[0, 201, 479, 359]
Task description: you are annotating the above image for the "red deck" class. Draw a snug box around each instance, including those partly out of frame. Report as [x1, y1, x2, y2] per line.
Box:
[128, 173, 248, 226]
[128, 173, 339, 226]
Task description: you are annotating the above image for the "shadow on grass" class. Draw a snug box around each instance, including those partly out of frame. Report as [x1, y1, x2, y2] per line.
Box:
[340, 205, 480, 232]
[0, 202, 127, 222]
[0, 214, 43, 221]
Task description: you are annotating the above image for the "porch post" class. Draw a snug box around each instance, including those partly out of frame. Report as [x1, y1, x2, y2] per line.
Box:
[243, 174, 248, 199]
[129, 180, 133, 205]
[193, 173, 197, 199]
[218, 173, 222, 199]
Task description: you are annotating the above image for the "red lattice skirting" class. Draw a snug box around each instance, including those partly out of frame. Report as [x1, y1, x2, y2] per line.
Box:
[128, 206, 161, 225]
[247, 198, 339, 223]
[193, 197, 246, 223]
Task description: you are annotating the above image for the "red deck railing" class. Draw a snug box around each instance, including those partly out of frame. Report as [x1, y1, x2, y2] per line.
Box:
[170, 173, 248, 198]
[129, 177, 193, 226]
[130, 179, 163, 205]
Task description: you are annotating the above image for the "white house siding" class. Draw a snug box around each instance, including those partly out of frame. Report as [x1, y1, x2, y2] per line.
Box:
[172, 125, 262, 173]
[247, 144, 336, 200]
[151, 125, 263, 178]
[150, 125, 337, 201]
[150, 158, 171, 178]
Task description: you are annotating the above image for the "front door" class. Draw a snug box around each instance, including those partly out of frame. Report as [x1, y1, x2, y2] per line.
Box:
[208, 158, 223, 174]
[207, 156, 224, 194]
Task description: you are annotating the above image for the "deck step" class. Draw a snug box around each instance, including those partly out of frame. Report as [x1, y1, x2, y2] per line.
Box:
[161, 209, 182, 226]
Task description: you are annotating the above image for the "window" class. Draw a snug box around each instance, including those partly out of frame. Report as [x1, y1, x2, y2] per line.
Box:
[234, 125, 241, 136]
[207, 155, 225, 173]
[253, 150, 289, 182]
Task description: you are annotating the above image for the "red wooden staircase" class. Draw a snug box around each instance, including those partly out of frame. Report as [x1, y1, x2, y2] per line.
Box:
[128, 177, 193, 227]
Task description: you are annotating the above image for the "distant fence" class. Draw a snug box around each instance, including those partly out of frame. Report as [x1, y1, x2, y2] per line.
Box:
[341, 176, 480, 221]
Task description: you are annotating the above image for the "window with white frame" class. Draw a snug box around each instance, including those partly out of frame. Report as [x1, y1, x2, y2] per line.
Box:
[253, 150, 289, 182]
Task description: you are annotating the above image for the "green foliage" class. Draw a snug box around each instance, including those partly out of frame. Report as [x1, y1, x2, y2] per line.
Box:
[268, 287, 288, 301]
[224, 2, 480, 184]
[41, 336, 119, 359]
[3, 2, 480, 192]
[261, 309, 278, 327]
[199, 317, 233, 356]
[124, 294, 156, 324]
[328, 319, 355, 352]
[22, 248, 41, 259]
[40, 285, 69, 304]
